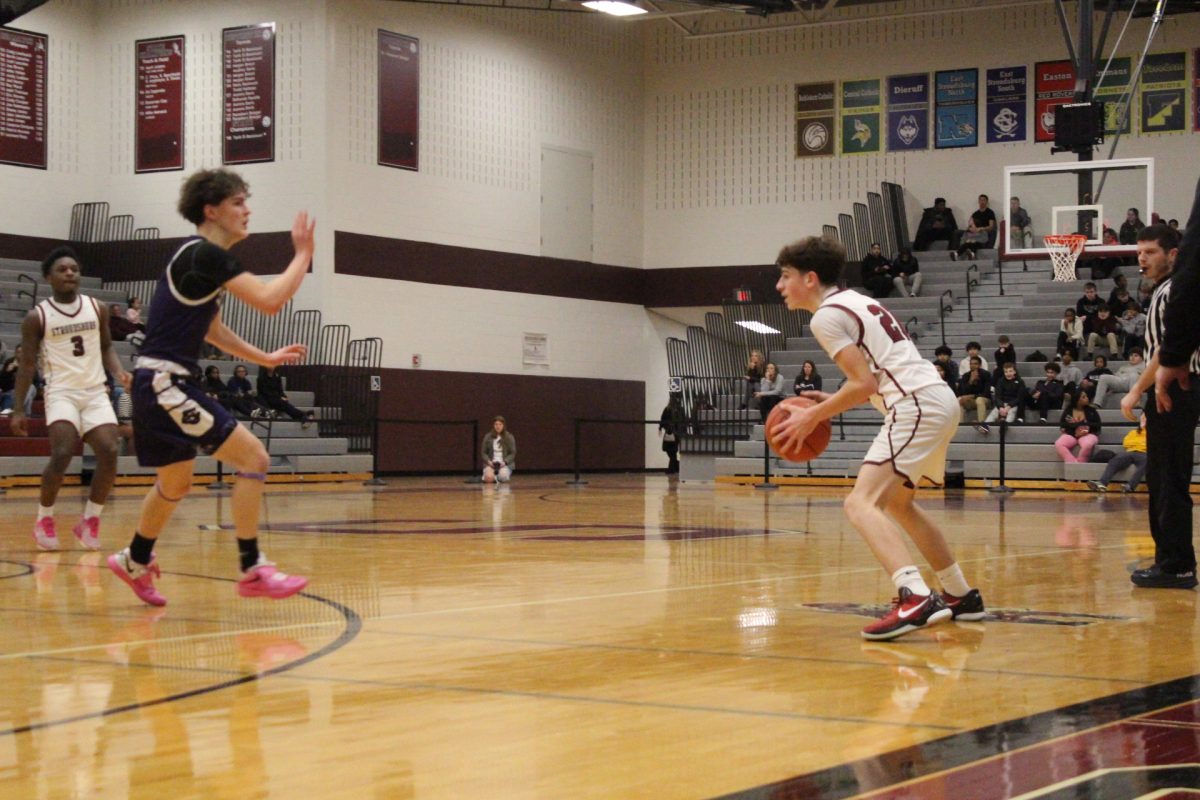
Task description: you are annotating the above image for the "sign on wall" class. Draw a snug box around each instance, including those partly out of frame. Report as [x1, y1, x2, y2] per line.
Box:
[794, 82, 835, 158]
[1139, 51, 1186, 135]
[1194, 48, 1200, 132]
[222, 22, 275, 165]
[1034, 59, 1074, 143]
[985, 66, 1026, 143]
[886, 73, 929, 152]
[0, 26, 47, 169]
[378, 30, 419, 170]
[1094, 56, 1132, 136]
[522, 333, 549, 367]
[135, 35, 185, 173]
[840, 78, 880, 155]
[935, 68, 978, 149]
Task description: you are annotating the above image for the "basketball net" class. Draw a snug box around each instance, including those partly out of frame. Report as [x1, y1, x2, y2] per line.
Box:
[1044, 234, 1086, 282]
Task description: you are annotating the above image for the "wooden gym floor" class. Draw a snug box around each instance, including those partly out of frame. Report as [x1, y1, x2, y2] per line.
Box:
[1, 475, 1198, 799]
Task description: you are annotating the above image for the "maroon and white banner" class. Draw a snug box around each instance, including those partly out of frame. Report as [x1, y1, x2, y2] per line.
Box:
[0, 26, 47, 169]
[377, 30, 419, 170]
[222, 22, 274, 165]
[135, 35, 184, 173]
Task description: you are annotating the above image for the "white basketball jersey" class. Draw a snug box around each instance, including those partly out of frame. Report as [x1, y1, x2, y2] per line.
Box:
[809, 288, 943, 412]
[37, 295, 106, 393]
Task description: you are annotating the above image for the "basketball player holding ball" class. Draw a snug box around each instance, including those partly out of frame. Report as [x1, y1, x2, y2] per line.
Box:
[773, 236, 985, 640]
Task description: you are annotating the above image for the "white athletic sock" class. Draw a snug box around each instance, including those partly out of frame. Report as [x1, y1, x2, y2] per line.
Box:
[891, 566, 931, 596]
[84, 501, 104, 520]
[936, 563, 971, 597]
[37, 505, 54, 521]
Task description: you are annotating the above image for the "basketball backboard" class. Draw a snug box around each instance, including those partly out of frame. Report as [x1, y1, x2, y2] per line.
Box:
[1003, 157, 1153, 257]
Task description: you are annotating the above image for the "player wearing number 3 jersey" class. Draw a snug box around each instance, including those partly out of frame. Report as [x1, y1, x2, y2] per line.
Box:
[772, 236, 984, 640]
[14, 248, 129, 553]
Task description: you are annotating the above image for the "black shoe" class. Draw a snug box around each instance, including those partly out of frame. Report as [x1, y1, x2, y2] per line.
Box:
[974, 423, 991, 435]
[1131, 565, 1198, 589]
[940, 588, 986, 621]
[1085, 480, 1107, 493]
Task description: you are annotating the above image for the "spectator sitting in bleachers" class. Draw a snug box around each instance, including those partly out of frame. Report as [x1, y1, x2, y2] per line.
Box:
[1058, 351, 1084, 396]
[793, 360, 822, 395]
[933, 345, 959, 386]
[1028, 362, 1066, 423]
[957, 356, 992, 432]
[860, 243, 893, 299]
[204, 365, 254, 420]
[1136, 280, 1153, 312]
[1086, 411, 1147, 493]
[228, 364, 269, 418]
[743, 349, 764, 410]
[1118, 207, 1145, 245]
[1085, 305, 1120, 358]
[1085, 228, 1124, 279]
[890, 247, 922, 297]
[257, 366, 316, 429]
[108, 302, 142, 343]
[1009, 197, 1033, 249]
[993, 335, 1017, 374]
[1092, 349, 1144, 408]
[753, 362, 784, 423]
[1055, 390, 1101, 463]
[125, 296, 146, 332]
[1107, 274, 1129, 307]
[1075, 282, 1103, 320]
[1119, 306, 1146, 356]
[1168, 218, 1180, 231]
[964, 341, 988, 373]
[0, 344, 36, 417]
[1056, 308, 1085, 360]
[954, 194, 996, 260]
[913, 197, 958, 251]
[984, 362, 1027, 427]
[1079, 355, 1112, 400]
[1108, 287, 1137, 316]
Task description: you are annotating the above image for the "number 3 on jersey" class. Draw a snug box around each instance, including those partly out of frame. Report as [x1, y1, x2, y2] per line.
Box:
[70, 335, 86, 356]
[866, 304, 908, 343]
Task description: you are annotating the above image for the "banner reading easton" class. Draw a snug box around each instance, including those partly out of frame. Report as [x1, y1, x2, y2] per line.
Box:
[985, 66, 1026, 143]
[1034, 60, 1074, 143]
[135, 36, 184, 173]
[795, 82, 835, 158]
[886, 73, 929, 152]
[0, 26, 47, 169]
[378, 30, 419, 170]
[222, 22, 275, 165]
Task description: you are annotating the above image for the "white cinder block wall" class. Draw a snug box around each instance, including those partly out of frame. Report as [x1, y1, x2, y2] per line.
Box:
[3, 0, 1198, 466]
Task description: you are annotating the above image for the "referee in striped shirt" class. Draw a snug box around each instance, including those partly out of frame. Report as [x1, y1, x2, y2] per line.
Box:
[1120, 223, 1198, 589]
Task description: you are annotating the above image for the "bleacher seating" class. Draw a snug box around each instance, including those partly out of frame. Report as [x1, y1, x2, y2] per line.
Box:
[0, 257, 371, 480]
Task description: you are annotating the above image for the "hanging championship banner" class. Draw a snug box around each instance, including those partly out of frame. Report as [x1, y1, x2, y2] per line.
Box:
[985, 66, 1026, 143]
[840, 78, 880, 155]
[795, 82, 835, 158]
[1139, 51, 1186, 134]
[1094, 56, 1132, 135]
[0, 26, 47, 169]
[378, 29, 419, 170]
[222, 22, 275, 165]
[135, 36, 185, 173]
[1194, 48, 1200, 132]
[935, 68, 978, 148]
[1034, 59, 1074, 143]
[886, 73, 929, 151]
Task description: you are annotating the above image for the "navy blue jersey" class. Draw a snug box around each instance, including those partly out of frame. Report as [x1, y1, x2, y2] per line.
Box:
[138, 238, 245, 373]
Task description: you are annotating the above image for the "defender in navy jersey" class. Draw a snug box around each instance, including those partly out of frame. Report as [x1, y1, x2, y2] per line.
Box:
[773, 237, 983, 640]
[13, 248, 128, 553]
[107, 168, 316, 607]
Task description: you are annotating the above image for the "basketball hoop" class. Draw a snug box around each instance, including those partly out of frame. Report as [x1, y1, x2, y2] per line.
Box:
[1044, 234, 1086, 282]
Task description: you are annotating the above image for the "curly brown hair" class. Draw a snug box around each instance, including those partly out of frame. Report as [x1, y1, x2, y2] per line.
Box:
[177, 169, 250, 225]
[775, 236, 845, 286]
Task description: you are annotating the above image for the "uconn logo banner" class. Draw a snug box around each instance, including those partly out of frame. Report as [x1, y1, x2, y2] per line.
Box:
[886, 73, 929, 152]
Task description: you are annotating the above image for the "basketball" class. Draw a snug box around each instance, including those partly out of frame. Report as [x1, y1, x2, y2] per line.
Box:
[765, 396, 832, 462]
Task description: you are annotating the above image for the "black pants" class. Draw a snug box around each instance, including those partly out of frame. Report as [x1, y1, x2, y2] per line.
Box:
[1144, 382, 1200, 573]
[264, 396, 308, 422]
[663, 442, 679, 474]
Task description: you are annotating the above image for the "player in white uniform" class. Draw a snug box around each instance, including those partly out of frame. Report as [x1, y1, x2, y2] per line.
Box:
[772, 236, 985, 640]
[13, 248, 130, 552]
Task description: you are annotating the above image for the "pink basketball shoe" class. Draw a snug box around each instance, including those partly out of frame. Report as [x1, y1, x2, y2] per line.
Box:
[73, 517, 101, 551]
[107, 549, 166, 607]
[33, 518, 59, 551]
[238, 557, 308, 599]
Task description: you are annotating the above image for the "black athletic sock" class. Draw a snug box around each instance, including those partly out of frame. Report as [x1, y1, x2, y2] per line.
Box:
[238, 538, 260, 573]
[129, 533, 156, 566]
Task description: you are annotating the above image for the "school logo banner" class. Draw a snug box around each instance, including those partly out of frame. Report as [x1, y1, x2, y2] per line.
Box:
[1094, 56, 1132, 135]
[795, 82, 836, 158]
[840, 78, 881, 155]
[935, 68, 978, 148]
[1034, 59, 1074, 143]
[985, 66, 1026, 143]
[886, 73, 929, 151]
[1140, 51, 1186, 134]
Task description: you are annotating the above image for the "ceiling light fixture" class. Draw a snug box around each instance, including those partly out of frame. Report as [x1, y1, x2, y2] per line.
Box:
[581, 0, 648, 16]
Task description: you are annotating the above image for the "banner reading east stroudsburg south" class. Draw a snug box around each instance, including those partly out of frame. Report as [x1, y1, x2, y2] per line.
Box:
[985, 66, 1026, 144]
[1140, 51, 1187, 134]
[840, 78, 880, 155]
[1034, 59, 1074, 143]
[935, 68, 978, 148]
[795, 82, 836, 158]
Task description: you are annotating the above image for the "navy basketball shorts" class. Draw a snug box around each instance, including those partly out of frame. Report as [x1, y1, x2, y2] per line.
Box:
[131, 368, 239, 467]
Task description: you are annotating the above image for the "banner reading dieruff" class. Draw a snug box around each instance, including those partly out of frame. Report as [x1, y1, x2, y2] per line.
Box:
[378, 30, 419, 170]
[223, 22, 275, 165]
[136, 35, 184, 173]
[0, 26, 47, 169]
[886, 73, 929, 152]
[795, 82, 835, 158]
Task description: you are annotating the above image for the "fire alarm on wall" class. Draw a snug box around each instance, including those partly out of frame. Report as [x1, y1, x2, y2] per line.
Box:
[412, 354, 422, 368]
